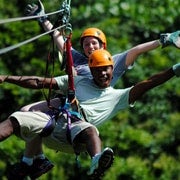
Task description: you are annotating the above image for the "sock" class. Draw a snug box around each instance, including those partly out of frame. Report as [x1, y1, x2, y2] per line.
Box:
[91, 153, 101, 162]
[34, 153, 45, 160]
[92, 153, 100, 159]
[22, 156, 33, 166]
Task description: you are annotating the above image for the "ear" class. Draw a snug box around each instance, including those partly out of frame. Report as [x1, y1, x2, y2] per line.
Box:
[102, 43, 106, 49]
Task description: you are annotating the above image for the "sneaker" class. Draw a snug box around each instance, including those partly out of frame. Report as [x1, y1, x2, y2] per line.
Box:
[7, 161, 32, 180]
[87, 147, 114, 179]
[29, 158, 54, 179]
[173, 63, 180, 77]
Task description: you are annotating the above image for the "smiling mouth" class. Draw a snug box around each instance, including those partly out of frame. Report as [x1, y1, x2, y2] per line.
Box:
[88, 50, 94, 55]
[99, 76, 108, 82]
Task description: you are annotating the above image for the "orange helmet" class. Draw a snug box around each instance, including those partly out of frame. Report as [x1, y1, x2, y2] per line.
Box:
[88, 49, 113, 68]
[80, 28, 107, 49]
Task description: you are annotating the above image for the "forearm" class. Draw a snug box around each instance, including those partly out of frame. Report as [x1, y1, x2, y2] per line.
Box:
[41, 19, 53, 31]
[41, 20, 65, 53]
[129, 67, 174, 104]
[126, 40, 161, 67]
[3, 75, 46, 89]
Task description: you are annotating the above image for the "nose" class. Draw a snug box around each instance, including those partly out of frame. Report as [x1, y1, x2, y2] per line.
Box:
[100, 70, 107, 76]
[89, 43, 94, 49]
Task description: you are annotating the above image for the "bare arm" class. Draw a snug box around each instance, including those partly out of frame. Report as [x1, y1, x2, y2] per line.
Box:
[0, 75, 58, 90]
[42, 20, 65, 54]
[125, 40, 161, 67]
[129, 67, 174, 104]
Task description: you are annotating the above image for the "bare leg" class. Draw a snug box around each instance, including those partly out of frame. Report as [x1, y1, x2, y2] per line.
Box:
[24, 136, 43, 158]
[76, 127, 114, 178]
[20, 98, 62, 158]
[19, 98, 62, 175]
[73, 127, 102, 157]
[0, 118, 19, 141]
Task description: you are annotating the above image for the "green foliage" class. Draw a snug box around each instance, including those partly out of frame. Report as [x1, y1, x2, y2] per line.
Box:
[0, 0, 179, 179]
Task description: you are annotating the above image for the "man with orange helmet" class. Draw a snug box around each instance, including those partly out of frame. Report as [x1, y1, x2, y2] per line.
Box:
[21, 0, 180, 114]
[2, 0, 180, 178]
[0, 48, 179, 179]
[0, 49, 180, 179]
[24, 0, 180, 85]
[2, 0, 179, 178]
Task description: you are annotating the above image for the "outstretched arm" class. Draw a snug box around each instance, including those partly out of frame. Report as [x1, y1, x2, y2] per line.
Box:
[125, 30, 180, 67]
[128, 63, 180, 104]
[0, 75, 58, 89]
[125, 40, 160, 67]
[25, 0, 65, 54]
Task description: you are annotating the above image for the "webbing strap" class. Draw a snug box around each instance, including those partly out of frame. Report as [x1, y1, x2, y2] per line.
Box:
[60, 107, 72, 143]
[42, 34, 57, 111]
[65, 34, 75, 103]
[60, 101, 83, 144]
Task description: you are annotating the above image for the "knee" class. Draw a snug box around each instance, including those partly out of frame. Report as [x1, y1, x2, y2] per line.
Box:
[85, 126, 98, 136]
[73, 126, 95, 142]
[78, 126, 98, 140]
[0, 118, 20, 141]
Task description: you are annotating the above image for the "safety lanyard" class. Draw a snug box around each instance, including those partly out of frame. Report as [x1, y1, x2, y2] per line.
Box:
[65, 33, 75, 103]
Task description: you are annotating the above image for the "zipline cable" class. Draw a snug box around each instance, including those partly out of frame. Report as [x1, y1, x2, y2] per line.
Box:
[0, 0, 72, 55]
[0, 25, 65, 55]
[0, 10, 64, 25]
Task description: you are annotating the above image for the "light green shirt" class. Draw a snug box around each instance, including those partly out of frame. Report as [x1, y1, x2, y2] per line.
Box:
[55, 75, 132, 126]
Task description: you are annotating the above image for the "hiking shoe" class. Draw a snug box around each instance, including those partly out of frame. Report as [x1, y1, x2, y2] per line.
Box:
[173, 63, 180, 77]
[87, 147, 114, 179]
[160, 30, 180, 48]
[7, 161, 32, 180]
[29, 158, 54, 179]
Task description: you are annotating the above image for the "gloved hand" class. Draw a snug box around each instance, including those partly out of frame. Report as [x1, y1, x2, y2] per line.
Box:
[160, 30, 180, 48]
[25, 0, 48, 23]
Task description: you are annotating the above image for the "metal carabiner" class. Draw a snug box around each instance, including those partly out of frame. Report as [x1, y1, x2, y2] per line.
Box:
[64, 23, 72, 37]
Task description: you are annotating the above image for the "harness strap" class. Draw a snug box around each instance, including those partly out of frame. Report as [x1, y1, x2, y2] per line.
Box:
[39, 111, 58, 137]
[60, 100, 84, 144]
[65, 34, 75, 103]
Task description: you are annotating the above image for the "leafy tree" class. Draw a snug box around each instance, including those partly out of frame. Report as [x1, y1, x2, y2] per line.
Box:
[0, 0, 179, 179]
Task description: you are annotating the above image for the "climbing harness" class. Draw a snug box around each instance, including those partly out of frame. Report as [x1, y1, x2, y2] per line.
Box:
[50, 1, 83, 170]
[0, 0, 82, 172]
[40, 1, 83, 158]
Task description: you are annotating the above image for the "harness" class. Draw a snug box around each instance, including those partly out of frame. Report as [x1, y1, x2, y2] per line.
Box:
[38, 0, 85, 172]
[40, 0, 84, 144]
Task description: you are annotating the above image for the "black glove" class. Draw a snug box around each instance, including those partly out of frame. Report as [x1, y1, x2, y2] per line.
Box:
[25, 0, 48, 23]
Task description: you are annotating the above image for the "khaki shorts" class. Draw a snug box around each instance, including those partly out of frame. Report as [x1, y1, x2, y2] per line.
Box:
[10, 111, 98, 153]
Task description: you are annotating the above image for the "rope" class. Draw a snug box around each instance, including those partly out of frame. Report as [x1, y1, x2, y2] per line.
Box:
[0, 10, 64, 24]
[0, 4, 67, 55]
[0, 25, 66, 55]
[39, 0, 73, 110]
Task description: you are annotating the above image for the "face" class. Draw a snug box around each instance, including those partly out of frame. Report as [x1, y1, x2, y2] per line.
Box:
[82, 37, 103, 57]
[90, 66, 113, 88]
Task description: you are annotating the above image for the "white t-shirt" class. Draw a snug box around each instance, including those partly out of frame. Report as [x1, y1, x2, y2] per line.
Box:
[55, 75, 132, 127]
